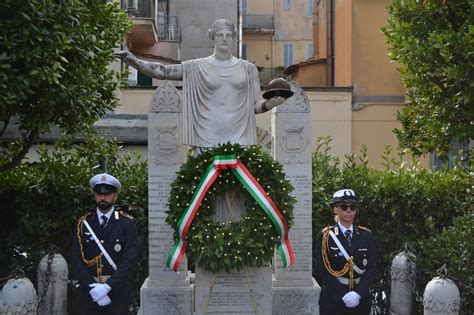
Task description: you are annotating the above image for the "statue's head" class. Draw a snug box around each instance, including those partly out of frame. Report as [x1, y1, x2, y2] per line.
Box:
[208, 19, 237, 40]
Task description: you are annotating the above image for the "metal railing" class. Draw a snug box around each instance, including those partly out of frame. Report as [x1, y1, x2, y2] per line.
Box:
[242, 14, 274, 30]
[126, 0, 154, 19]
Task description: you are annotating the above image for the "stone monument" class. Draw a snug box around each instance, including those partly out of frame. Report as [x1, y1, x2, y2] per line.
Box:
[120, 18, 320, 315]
[272, 81, 321, 314]
[140, 81, 193, 315]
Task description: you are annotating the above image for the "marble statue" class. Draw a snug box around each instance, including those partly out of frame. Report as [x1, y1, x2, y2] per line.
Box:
[117, 19, 286, 148]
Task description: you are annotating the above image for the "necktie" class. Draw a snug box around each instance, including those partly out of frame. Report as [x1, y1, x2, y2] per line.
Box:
[345, 230, 352, 247]
[100, 215, 108, 229]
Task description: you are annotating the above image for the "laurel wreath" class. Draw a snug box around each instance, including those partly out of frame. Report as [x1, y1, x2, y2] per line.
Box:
[165, 143, 295, 273]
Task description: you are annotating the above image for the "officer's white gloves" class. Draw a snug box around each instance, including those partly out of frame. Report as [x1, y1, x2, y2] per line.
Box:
[89, 283, 112, 302]
[96, 294, 112, 306]
[342, 291, 361, 308]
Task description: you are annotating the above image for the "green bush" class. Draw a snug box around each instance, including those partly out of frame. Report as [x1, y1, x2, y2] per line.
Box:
[312, 137, 471, 313]
[0, 131, 147, 312]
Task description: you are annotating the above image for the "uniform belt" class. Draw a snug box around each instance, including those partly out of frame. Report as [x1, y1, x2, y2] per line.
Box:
[93, 275, 111, 283]
[337, 277, 361, 285]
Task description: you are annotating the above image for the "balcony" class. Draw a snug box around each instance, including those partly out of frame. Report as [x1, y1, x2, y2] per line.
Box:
[242, 14, 274, 34]
[125, 0, 179, 45]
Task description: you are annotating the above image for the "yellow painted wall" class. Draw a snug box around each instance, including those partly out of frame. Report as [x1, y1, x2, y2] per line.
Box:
[273, 0, 313, 67]
[352, 104, 430, 168]
[292, 62, 327, 87]
[244, 0, 276, 71]
[352, 0, 404, 96]
[117, 86, 429, 167]
[116, 89, 155, 114]
[243, 33, 273, 68]
[247, 0, 273, 13]
[273, 40, 314, 67]
[334, 0, 352, 87]
[314, 0, 327, 59]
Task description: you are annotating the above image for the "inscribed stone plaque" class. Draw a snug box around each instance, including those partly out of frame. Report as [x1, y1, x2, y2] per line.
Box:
[194, 265, 272, 315]
[140, 279, 193, 315]
[140, 82, 193, 315]
[148, 104, 187, 282]
[271, 81, 320, 314]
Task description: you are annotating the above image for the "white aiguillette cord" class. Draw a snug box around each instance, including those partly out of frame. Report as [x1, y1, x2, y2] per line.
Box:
[328, 230, 364, 274]
[83, 220, 117, 271]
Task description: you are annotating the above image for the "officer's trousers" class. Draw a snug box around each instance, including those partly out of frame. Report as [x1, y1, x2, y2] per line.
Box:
[319, 298, 372, 315]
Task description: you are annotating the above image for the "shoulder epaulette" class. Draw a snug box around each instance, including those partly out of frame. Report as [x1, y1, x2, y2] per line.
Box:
[78, 212, 92, 223]
[120, 211, 134, 220]
[358, 225, 372, 233]
[322, 225, 333, 232]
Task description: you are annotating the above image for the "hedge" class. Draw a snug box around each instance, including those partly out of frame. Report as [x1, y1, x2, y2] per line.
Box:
[312, 137, 472, 313]
[0, 135, 470, 314]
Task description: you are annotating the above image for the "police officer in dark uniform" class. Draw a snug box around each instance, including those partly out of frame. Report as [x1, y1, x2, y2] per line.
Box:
[72, 173, 139, 315]
[316, 189, 377, 315]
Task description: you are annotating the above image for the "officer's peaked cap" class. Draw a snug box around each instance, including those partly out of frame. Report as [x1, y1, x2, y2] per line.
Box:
[331, 189, 358, 205]
[90, 173, 121, 193]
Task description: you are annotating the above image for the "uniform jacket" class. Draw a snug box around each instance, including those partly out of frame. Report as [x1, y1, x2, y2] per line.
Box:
[71, 210, 139, 310]
[316, 224, 377, 303]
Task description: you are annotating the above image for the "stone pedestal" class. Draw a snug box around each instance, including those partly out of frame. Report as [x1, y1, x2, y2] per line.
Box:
[271, 81, 320, 314]
[194, 265, 272, 315]
[140, 81, 193, 315]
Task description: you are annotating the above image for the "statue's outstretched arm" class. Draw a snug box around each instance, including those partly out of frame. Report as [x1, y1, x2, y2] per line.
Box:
[115, 51, 183, 81]
[249, 65, 286, 113]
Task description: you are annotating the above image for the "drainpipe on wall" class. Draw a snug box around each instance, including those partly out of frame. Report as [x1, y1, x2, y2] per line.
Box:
[326, 0, 334, 86]
[313, 0, 320, 58]
[237, 0, 241, 59]
[272, 0, 277, 77]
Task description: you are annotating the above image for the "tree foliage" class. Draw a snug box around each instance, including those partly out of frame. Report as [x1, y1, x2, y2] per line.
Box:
[383, 0, 474, 155]
[0, 0, 130, 172]
[0, 131, 147, 312]
[312, 137, 472, 314]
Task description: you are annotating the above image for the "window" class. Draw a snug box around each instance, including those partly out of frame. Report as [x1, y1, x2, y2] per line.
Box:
[137, 71, 152, 86]
[127, 67, 137, 86]
[307, 42, 313, 58]
[432, 140, 470, 171]
[284, 0, 291, 10]
[126, 66, 152, 86]
[283, 43, 294, 67]
[307, 0, 313, 16]
[241, 0, 248, 27]
[242, 43, 248, 60]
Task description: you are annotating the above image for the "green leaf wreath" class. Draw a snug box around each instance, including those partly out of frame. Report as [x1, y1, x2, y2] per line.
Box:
[165, 143, 296, 273]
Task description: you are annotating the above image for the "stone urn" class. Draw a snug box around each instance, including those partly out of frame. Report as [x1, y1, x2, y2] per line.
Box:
[423, 274, 461, 315]
[390, 244, 416, 315]
[0, 278, 38, 314]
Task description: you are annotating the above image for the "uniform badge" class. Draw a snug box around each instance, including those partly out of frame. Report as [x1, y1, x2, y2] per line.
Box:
[85, 232, 94, 241]
[114, 244, 122, 252]
[362, 258, 368, 266]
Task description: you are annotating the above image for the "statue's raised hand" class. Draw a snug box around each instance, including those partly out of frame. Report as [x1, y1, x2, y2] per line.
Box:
[114, 51, 137, 65]
[263, 96, 286, 112]
[266, 96, 286, 108]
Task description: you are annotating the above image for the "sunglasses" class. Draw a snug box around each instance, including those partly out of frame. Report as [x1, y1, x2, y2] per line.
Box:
[336, 204, 357, 211]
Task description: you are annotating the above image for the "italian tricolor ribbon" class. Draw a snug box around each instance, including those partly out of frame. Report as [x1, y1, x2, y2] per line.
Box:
[166, 154, 294, 272]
